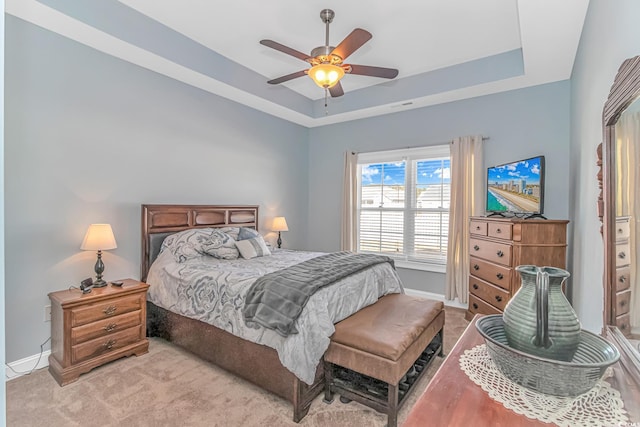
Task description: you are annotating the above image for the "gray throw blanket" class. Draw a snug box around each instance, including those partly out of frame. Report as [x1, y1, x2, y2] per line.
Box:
[243, 251, 394, 337]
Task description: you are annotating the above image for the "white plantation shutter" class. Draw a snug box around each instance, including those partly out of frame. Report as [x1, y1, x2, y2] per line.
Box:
[357, 145, 450, 266]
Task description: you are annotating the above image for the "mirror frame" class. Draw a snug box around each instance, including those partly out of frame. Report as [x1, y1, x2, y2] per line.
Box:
[599, 55, 640, 385]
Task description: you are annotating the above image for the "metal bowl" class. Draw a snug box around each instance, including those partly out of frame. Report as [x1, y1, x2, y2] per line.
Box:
[476, 315, 620, 397]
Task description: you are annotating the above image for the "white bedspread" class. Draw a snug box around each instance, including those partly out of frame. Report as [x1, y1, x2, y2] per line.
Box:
[147, 248, 404, 385]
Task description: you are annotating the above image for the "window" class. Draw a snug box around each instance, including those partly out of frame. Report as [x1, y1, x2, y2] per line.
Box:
[357, 145, 450, 268]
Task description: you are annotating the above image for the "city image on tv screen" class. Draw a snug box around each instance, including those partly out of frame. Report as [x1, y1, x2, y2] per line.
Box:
[486, 155, 545, 215]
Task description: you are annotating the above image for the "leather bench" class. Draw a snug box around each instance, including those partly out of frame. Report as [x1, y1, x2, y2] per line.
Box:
[323, 293, 445, 427]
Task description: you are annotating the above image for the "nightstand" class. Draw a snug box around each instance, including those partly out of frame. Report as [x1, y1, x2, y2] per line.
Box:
[48, 279, 149, 386]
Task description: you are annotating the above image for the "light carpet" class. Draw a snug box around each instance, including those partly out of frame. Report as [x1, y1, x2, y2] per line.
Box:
[7, 306, 469, 427]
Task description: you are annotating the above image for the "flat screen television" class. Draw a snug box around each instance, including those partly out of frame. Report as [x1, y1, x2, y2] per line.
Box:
[486, 155, 545, 218]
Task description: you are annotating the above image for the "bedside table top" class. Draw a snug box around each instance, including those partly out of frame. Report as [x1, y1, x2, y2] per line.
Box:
[48, 279, 149, 307]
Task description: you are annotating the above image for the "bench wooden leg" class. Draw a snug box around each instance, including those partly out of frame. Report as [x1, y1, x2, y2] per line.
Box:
[323, 360, 334, 404]
[387, 382, 399, 427]
[438, 328, 445, 357]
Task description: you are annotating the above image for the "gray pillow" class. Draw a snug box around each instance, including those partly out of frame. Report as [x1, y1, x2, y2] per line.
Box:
[238, 227, 260, 241]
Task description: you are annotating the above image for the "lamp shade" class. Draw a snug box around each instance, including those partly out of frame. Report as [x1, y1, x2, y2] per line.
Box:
[80, 224, 117, 251]
[308, 64, 345, 89]
[272, 217, 289, 232]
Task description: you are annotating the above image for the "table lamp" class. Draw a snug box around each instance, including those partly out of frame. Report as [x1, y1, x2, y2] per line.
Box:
[80, 224, 117, 287]
[272, 217, 289, 249]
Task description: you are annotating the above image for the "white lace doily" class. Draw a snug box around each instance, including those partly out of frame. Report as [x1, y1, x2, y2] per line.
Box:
[459, 344, 629, 427]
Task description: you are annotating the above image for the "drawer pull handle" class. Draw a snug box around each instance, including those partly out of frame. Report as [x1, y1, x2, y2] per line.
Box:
[620, 323, 628, 330]
[619, 275, 627, 283]
[473, 264, 479, 271]
[103, 339, 117, 350]
[496, 273, 504, 280]
[620, 300, 626, 307]
[472, 284, 479, 290]
[495, 296, 503, 302]
[472, 303, 479, 310]
[618, 251, 626, 259]
[496, 250, 504, 257]
[103, 323, 117, 333]
[496, 228, 502, 234]
[473, 245, 480, 251]
[103, 306, 117, 316]
[618, 228, 624, 234]
[476, 226, 481, 230]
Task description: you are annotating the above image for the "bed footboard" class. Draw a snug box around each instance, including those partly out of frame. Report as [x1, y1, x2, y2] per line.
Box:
[147, 302, 323, 422]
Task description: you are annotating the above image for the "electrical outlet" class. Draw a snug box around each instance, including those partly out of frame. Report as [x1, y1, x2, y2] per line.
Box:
[44, 305, 51, 322]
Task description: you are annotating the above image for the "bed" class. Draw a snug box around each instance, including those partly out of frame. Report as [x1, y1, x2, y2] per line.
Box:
[141, 204, 404, 422]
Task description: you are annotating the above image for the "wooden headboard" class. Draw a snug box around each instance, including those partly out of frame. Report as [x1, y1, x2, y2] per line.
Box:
[141, 204, 259, 281]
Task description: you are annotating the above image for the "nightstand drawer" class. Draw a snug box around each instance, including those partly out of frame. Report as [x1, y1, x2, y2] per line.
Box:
[615, 217, 630, 241]
[71, 310, 142, 345]
[71, 294, 143, 327]
[469, 238, 512, 266]
[487, 222, 512, 240]
[469, 257, 512, 290]
[469, 276, 510, 311]
[72, 325, 142, 364]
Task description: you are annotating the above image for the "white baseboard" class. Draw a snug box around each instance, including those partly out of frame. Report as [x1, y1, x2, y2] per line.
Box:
[6, 350, 51, 380]
[404, 288, 468, 310]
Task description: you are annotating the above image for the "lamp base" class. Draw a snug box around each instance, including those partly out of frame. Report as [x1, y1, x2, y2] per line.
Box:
[277, 232, 282, 249]
[93, 279, 108, 288]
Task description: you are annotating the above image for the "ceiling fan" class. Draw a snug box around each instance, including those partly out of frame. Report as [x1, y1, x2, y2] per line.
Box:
[260, 9, 399, 98]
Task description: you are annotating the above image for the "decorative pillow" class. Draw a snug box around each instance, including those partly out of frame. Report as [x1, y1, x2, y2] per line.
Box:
[219, 227, 240, 240]
[200, 230, 240, 260]
[235, 235, 271, 259]
[161, 228, 239, 262]
[160, 228, 212, 263]
[237, 227, 260, 241]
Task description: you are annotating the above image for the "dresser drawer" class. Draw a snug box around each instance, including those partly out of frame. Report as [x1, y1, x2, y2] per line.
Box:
[470, 220, 488, 236]
[468, 294, 502, 316]
[615, 242, 631, 268]
[487, 222, 512, 240]
[71, 310, 142, 345]
[616, 313, 631, 336]
[71, 294, 143, 327]
[469, 276, 510, 311]
[470, 257, 512, 290]
[616, 266, 631, 292]
[615, 217, 630, 241]
[469, 238, 512, 266]
[72, 325, 142, 364]
[616, 289, 631, 316]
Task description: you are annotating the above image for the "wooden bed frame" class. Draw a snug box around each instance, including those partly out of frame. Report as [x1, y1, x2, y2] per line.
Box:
[141, 204, 324, 422]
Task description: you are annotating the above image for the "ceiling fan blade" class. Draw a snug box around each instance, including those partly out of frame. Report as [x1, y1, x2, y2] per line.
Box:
[348, 64, 399, 79]
[267, 70, 308, 85]
[331, 28, 372, 61]
[260, 40, 311, 62]
[329, 82, 344, 98]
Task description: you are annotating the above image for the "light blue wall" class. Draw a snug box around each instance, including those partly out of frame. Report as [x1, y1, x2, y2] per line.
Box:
[569, 0, 640, 333]
[307, 82, 571, 294]
[4, 17, 309, 362]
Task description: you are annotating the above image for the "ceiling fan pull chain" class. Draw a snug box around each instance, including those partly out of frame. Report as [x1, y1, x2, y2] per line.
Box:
[325, 88, 329, 115]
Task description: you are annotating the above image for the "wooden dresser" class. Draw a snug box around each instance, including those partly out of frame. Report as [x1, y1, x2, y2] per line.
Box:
[466, 216, 569, 320]
[48, 279, 149, 386]
[614, 216, 632, 335]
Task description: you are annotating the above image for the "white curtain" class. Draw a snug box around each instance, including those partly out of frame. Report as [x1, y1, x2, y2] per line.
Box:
[615, 111, 640, 334]
[341, 151, 358, 251]
[446, 135, 484, 303]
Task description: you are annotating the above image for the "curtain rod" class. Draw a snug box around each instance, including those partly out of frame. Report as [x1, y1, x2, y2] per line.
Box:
[353, 136, 490, 155]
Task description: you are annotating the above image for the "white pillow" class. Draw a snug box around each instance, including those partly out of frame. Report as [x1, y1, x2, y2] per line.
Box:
[235, 235, 271, 259]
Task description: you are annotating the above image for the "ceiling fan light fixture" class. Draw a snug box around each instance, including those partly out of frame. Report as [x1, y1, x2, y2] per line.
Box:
[309, 63, 345, 89]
